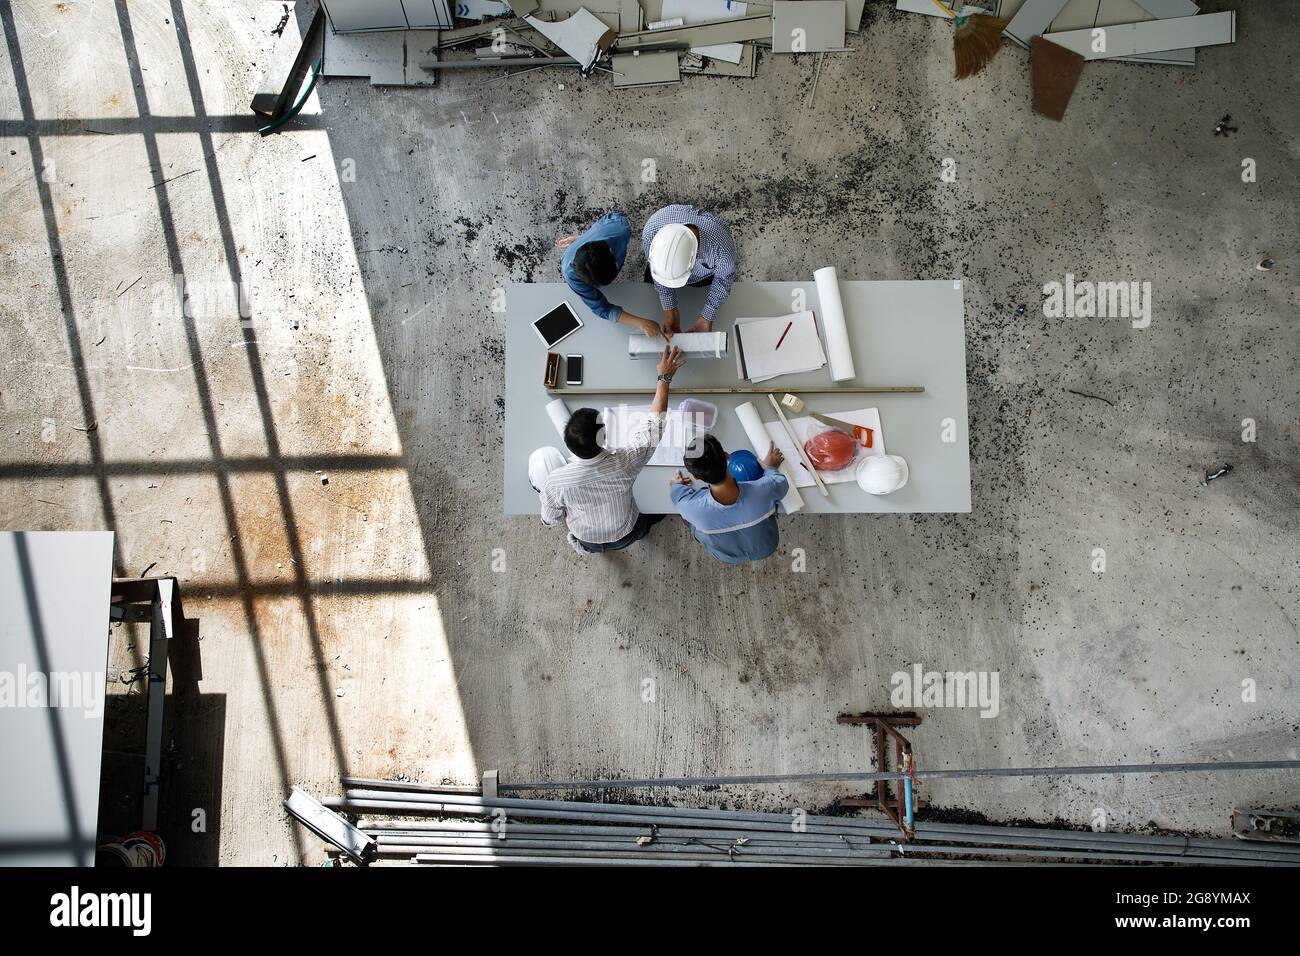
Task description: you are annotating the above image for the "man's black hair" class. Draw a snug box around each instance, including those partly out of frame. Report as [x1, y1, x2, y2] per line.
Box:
[564, 408, 605, 459]
[683, 434, 728, 485]
[573, 241, 618, 287]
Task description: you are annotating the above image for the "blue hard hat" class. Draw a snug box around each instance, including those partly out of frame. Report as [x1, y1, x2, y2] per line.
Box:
[727, 449, 763, 482]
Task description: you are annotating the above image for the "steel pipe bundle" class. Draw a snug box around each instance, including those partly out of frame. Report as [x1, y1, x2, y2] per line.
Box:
[316, 780, 1300, 867]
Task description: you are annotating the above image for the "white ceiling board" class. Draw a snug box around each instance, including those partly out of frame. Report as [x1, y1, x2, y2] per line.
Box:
[900, 0, 989, 16]
[323, 0, 408, 31]
[772, 0, 846, 53]
[527, 8, 616, 68]
[533, 1, 623, 30]
[692, 42, 745, 63]
[0, 531, 115, 867]
[321, 29, 408, 84]
[1049, 0, 1151, 31]
[1044, 10, 1234, 58]
[1005, 0, 1070, 46]
[611, 49, 681, 85]
[1134, 0, 1198, 16]
[404, 0, 455, 27]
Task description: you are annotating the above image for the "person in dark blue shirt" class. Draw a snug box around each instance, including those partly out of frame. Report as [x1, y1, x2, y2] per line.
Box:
[558, 212, 664, 339]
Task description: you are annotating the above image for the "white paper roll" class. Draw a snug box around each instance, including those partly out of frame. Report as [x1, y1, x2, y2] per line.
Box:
[814, 266, 856, 382]
[735, 402, 805, 514]
[545, 398, 571, 443]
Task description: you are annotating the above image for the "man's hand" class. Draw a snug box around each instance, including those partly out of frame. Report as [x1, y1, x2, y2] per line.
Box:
[760, 441, 784, 470]
[663, 308, 681, 337]
[635, 317, 662, 338]
[670, 470, 692, 487]
[656, 344, 686, 379]
[555, 234, 578, 250]
[690, 317, 713, 333]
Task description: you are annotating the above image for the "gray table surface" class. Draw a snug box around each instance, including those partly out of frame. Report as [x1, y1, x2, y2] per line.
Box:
[503, 280, 970, 515]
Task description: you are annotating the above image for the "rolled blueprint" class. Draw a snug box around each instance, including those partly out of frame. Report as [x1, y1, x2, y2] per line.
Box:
[545, 398, 571, 442]
[735, 401, 806, 514]
[814, 266, 856, 382]
[628, 331, 728, 359]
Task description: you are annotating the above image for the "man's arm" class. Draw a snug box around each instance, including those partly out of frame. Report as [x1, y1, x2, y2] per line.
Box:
[618, 310, 661, 338]
[623, 346, 685, 469]
[697, 255, 735, 329]
[760, 467, 790, 502]
[758, 443, 788, 502]
[651, 345, 684, 415]
[566, 271, 621, 323]
[539, 482, 565, 527]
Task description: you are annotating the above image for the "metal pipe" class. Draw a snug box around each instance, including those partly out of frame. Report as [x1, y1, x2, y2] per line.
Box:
[495, 758, 1300, 790]
[546, 386, 924, 395]
[360, 822, 1300, 863]
[416, 55, 580, 70]
[351, 810, 1300, 863]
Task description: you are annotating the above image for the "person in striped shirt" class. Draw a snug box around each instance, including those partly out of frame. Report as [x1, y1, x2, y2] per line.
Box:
[642, 204, 738, 336]
[539, 345, 686, 555]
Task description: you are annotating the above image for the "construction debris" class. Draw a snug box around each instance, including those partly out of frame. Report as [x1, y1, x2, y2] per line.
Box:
[526, 8, 618, 72]
[895, 0, 1238, 114]
[256, 0, 1240, 109]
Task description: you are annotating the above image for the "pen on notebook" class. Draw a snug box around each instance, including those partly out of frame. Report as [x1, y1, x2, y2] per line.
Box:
[774, 320, 793, 350]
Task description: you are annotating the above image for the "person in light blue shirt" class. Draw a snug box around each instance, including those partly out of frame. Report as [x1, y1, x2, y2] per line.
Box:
[670, 434, 789, 565]
[557, 212, 663, 339]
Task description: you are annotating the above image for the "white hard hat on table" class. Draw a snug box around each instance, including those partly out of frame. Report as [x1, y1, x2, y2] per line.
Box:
[856, 454, 909, 495]
[648, 223, 698, 288]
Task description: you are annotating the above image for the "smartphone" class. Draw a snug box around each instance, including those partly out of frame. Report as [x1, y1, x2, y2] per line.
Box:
[566, 354, 583, 386]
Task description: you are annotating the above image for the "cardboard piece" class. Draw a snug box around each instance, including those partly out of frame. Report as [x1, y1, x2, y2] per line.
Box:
[1031, 35, 1084, 120]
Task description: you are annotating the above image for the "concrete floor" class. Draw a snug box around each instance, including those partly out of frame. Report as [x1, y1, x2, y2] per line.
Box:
[2, 1, 1297, 864]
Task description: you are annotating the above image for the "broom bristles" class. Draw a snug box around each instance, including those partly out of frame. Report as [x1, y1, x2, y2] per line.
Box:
[953, 14, 1008, 80]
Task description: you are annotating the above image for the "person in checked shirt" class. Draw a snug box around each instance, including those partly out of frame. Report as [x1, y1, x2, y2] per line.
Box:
[642, 204, 738, 335]
[539, 345, 686, 555]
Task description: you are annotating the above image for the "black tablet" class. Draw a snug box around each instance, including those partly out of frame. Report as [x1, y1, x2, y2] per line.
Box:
[531, 301, 584, 348]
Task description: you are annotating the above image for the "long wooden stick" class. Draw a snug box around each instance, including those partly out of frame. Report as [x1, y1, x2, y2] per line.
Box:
[768, 394, 831, 498]
[546, 386, 924, 395]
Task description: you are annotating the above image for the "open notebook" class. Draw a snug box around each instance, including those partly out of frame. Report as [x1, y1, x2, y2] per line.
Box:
[734, 311, 826, 383]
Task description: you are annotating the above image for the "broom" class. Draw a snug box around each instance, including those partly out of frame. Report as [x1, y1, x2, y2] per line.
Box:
[929, 0, 1008, 80]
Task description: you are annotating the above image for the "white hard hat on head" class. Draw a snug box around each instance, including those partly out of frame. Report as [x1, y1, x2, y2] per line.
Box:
[648, 223, 698, 288]
[856, 454, 909, 495]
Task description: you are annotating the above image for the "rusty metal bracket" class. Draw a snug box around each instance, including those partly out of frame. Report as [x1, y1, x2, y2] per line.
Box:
[837, 712, 922, 840]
